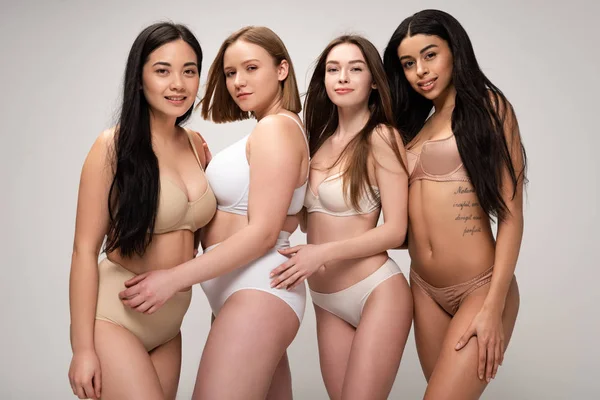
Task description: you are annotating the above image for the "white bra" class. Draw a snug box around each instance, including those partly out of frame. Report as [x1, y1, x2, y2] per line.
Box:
[205, 113, 309, 216]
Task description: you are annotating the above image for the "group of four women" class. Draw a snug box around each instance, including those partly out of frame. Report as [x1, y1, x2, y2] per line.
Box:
[68, 8, 527, 400]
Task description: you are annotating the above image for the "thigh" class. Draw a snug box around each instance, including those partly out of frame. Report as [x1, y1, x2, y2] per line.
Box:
[149, 332, 182, 400]
[94, 321, 164, 400]
[411, 276, 452, 380]
[193, 289, 300, 400]
[341, 274, 413, 400]
[266, 352, 292, 400]
[314, 304, 356, 400]
[425, 278, 520, 400]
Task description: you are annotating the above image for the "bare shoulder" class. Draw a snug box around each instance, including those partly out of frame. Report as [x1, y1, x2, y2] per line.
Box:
[251, 113, 303, 146]
[184, 127, 208, 165]
[371, 124, 405, 153]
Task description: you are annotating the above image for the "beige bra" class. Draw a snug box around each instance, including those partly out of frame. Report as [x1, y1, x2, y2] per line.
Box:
[407, 135, 470, 186]
[154, 130, 217, 234]
[304, 172, 380, 217]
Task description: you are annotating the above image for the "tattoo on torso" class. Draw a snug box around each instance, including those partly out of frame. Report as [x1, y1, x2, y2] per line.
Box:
[453, 186, 482, 236]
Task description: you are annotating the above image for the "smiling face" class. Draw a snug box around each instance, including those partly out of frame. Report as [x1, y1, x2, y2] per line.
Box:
[324, 43, 374, 109]
[223, 40, 288, 115]
[397, 34, 454, 101]
[141, 39, 199, 119]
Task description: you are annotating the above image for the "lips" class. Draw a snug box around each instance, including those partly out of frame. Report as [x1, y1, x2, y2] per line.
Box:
[165, 96, 187, 105]
[237, 92, 252, 99]
[335, 88, 354, 94]
[417, 78, 437, 91]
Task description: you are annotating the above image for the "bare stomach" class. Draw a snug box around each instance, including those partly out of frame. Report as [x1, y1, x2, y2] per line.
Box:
[107, 230, 196, 275]
[306, 211, 388, 293]
[408, 180, 496, 287]
[200, 209, 300, 249]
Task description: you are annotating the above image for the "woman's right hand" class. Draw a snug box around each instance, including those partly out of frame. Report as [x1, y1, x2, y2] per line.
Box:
[68, 349, 102, 399]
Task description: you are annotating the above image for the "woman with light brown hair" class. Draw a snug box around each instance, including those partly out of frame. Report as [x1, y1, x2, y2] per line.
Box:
[270, 35, 413, 399]
[118, 26, 310, 399]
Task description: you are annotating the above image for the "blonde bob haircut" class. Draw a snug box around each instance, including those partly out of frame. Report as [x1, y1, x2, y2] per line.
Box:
[201, 26, 301, 122]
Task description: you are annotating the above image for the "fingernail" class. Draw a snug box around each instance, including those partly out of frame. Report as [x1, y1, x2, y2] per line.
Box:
[486, 377, 490, 383]
[455, 342, 461, 350]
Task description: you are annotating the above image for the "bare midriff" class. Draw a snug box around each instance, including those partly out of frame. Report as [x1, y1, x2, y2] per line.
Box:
[408, 179, 495, 287]
[305, 211, 388, 293]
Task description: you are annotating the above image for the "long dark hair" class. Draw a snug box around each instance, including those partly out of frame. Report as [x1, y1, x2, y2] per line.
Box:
[305, 35, 405, 211]
[383, 9, 527, 222]
[104, 22, 203, 257]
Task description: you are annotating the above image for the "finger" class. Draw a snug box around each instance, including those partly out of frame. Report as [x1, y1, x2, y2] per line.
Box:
[145, 304, 160, 315]
[486, 341, 495, 382]
[74, 384, 87, 399]
[277, 270, 302, 289]
[94, 370, 102, 399]
[69, 378, 76, 395]
[455, 326, 475, 350]
[122, 294, 145, 309]
[493, 341, 501, 379]
[83, 380, 96, 399]
[124, 273, 147, 287]
[477, 337, 487, 380]
[277, 245, 300, 256]
[288, 273, 307, 290]
[269, 258, 296, 278]
[272, 267, 298, 288]
[134, 301, 153, 314]
[203, 142, 213, 163]
[499, 339, 505, 366]
[119, 284, 143, 300]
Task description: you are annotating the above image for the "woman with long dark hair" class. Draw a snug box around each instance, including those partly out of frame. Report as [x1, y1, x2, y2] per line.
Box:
[269, 35, 413, 399]
[67, 22, 215, 399]
[384, 9, 527, 399]
[118, 26, 310, 399]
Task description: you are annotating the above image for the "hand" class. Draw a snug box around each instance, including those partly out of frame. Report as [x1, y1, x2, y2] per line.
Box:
[68, 349, 102, 399]
[203, 142, 212, 165]
[455, 306, 505, 382]
[119, 269, 178, 314]
[270, 244, 327, 290]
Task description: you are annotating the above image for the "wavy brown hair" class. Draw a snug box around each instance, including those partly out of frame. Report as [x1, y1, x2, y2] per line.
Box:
[305, 35, 406, 211]
[201, 26, 301, 122]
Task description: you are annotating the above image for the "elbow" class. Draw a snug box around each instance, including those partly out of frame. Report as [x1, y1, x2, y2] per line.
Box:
[389, 225, 407, 249]
[256, 229, 280, 254]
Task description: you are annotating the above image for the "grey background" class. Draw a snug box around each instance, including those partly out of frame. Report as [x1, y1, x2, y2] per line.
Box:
[1, 0, 598, 398]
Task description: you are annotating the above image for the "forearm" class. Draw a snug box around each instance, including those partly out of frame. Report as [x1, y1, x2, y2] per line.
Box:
[485, 217, 523, 311]
[323, 222, 406, 264]
[69, 251, 99, 353]
[172, 225, 277, 289]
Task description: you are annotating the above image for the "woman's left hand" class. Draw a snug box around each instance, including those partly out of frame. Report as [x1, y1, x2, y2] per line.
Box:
[455, 306, 505, 382]
[270, 244, 327, 290]
[119, 269, 178, 314]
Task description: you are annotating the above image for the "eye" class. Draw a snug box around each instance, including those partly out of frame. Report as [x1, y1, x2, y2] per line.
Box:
[351, 67, 363, 72]
[326, 67, 338, 73]
[424, 52, 437, 60]
[155, 69, 168, 75]
[402, 61, 414, 69]
[184, 69, 197, 76]
[225, 70, 235, 78]
[246, 65, 257, 72]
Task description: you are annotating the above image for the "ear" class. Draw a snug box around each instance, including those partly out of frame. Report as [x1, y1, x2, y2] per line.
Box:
[371, 82, 377, 90]
[277, 59, 289, 82]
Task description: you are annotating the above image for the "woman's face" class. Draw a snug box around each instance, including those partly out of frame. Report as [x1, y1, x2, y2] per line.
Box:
[324, 43, 374, 109]
[397, 34, 454, 101]
[141, 39, 200, 119]
[223, 40, 288, 114]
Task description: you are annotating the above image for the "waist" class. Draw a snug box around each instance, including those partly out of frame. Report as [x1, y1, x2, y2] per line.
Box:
[308, 253, 389, 293]
[204, 231, 291, 253]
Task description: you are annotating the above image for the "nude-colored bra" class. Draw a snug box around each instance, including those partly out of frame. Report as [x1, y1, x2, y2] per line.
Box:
[304, 171, 380, 217]
[406, 135, 470, 186]
[154, 130, 217, 234]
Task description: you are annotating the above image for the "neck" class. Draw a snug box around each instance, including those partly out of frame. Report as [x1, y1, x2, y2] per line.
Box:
[335, 103, 370, 139]
[149, 110, 179, 142]
[255, 91, 284, 121]
[432, 84, 456, 113]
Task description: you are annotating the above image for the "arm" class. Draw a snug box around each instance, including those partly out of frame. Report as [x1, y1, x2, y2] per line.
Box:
[119, 116, 305, 309]
[270, 127, 409, 288]
[68, 130, 113, 399]
[320, 127, 409, 262]
[483, 107, 525, 313]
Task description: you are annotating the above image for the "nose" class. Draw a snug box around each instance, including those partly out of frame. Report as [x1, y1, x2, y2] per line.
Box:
[416, 61, 429, 78]
[338, 68, 349, 84]
[170, 72, 184, 91]
[234, 72, 246, 88]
